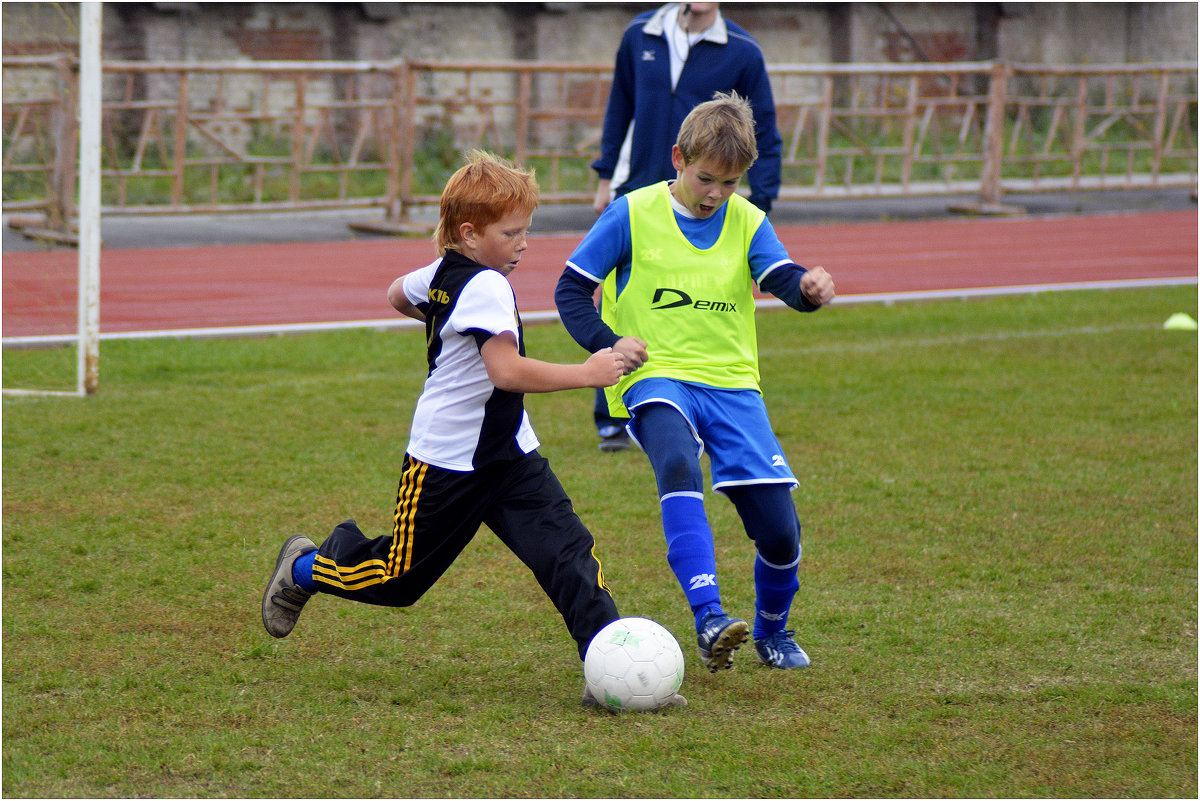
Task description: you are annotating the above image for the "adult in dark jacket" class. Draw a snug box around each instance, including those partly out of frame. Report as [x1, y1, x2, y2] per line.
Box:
[592, 2, 782, 216]
[587, 2, 784, 450]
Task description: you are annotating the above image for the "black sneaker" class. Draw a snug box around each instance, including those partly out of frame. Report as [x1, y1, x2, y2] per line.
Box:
[261, 534, 316, 638]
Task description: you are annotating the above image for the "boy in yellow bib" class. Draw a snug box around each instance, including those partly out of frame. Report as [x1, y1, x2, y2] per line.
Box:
[555, 92, 835, 671]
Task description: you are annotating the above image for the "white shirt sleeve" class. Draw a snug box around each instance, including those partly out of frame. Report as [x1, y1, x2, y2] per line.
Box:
[401, 258, 441, 307]
[448, 269, 520, 342]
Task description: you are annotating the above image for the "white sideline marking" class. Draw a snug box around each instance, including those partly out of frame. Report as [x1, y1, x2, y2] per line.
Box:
[758, 276, 1197, 310]
[781, 322, 1167, 358]
[2, 277, 1195, 348]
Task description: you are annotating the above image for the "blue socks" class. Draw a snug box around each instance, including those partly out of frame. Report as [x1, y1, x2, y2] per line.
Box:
[753, 552, 800, 640]
[292, 549, 318, 593]
[723, 484, 803, 640]
[660, 492, 725, 631]
[659, 491, 804, 636]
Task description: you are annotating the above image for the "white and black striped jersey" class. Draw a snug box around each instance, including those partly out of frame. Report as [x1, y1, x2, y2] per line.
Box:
[401, 251, 539, 471]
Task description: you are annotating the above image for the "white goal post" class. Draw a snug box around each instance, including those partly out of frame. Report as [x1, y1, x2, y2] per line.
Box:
[76, 1, 102, 396]
[3, 2, 101, 398]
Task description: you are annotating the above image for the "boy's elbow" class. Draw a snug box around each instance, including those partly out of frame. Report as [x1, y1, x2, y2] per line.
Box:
[485, 362, 527, 393]
[389, 288, 425, 320]
[387, 282, 407, 312]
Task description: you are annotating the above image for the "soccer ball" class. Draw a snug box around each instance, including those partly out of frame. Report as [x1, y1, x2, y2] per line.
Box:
[584, 617, 685, 711]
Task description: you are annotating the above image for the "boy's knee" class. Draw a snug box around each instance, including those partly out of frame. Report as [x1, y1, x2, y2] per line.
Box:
[728, 486, 802, 564]
[657, 451, 703, 494]
[761, 511, 802, 562]
[755, 533, 800, 568]
[632, 404, 703, 494]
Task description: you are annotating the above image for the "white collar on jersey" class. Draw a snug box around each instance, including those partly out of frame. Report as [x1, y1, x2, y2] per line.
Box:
[643, 3, 729, 45]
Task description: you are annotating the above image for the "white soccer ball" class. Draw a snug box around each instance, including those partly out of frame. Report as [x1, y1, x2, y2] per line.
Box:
[584, 617, 685, 711]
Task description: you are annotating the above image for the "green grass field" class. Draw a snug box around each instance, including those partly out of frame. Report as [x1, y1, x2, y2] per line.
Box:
[3, 285, 1196, 798]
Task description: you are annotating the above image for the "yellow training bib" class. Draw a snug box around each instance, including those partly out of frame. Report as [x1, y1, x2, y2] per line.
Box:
[601, 182, 764, 417]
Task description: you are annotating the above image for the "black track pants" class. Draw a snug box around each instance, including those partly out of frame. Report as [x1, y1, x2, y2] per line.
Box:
[313, 451, 619, 660]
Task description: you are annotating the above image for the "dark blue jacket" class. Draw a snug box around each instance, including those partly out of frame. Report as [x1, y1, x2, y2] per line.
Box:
[591, 5, 783, 213]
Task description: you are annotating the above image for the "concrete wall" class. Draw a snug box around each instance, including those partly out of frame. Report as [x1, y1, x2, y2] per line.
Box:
[997, 2, 1198, 64]
[3, 2, 1196, 66]
[841, 2, 981, 63]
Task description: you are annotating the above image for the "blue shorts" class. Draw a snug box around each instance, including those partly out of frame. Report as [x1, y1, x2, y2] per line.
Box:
[623, 378, 797, 493]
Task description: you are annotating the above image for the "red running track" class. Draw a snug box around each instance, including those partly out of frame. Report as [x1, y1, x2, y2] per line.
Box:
[3, 210, 1196, 338]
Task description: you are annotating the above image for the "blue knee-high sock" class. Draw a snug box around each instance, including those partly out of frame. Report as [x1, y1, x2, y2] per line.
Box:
[292, 549, 318, 593]
[660, 492, 723, 630]
[753, 551, 800, 640]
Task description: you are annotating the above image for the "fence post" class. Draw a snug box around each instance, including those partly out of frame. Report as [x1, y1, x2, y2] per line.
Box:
[349, 60, 428, 235]
[1070, 73, 1087, 188]
[900, 73, 918, 190]
[291, 72, 306, 204]
[815, 73, 833, 191]
[1151, 70, 1168, 181]
[47, 55, 78, 234]
[398, 62, 416, 225]
[979, 61, 1010, 207]
[954, 61, 1024, 215]
[514, 68, 530, 166]
[383, 61, 405, 223]
[172, 71, 188, 208]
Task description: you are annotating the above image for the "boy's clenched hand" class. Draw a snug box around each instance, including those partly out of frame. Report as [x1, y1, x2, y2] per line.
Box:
[800, 266, 835, 306]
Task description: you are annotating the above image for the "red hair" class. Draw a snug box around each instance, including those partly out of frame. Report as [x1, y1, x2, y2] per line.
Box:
[435, 150, 539, 255]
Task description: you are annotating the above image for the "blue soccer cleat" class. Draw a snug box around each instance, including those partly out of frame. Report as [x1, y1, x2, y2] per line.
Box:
[754, 630, 811, 669]
[696, 612, 750, 673]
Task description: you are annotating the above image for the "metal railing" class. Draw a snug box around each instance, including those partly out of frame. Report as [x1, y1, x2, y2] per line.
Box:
[769, 61, 1198, 204]
[3, 57, 1196, 235]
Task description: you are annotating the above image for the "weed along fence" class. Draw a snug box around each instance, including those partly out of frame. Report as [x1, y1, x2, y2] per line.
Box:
[3, 58, 1196, 238]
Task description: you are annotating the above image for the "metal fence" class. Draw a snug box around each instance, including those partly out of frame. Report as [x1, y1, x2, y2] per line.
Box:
[3, 57, 1196, 235]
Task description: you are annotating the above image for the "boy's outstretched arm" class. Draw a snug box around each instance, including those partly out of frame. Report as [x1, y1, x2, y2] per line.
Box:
[481, 332, 626, 394]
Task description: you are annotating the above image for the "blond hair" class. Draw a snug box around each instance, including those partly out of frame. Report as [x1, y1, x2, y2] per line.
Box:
[675, 91, 758, 174]
[434, 150, 539, 255]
